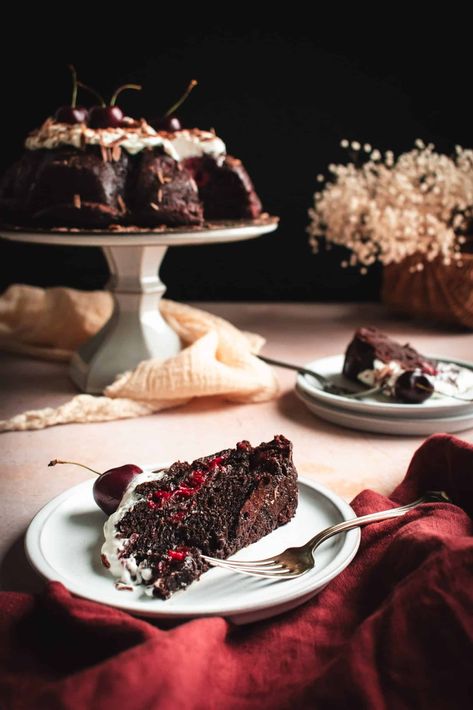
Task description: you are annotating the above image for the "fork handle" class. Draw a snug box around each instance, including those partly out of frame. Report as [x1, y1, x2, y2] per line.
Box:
[307, 490, 451, 551]
[257, 354, 328, 386]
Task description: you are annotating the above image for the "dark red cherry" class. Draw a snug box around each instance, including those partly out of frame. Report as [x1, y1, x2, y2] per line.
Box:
[394, 370, 434, 404]
[153, 79, 198, 133]
[54, 105, 89, 124]
[92, 464, 143, 515]
[88, 105, 124, 128]
[88, 83, 142, 129]
[53, 66, 90, 124]
[48, 459, 143, 515]
[153, 114, 182, 132]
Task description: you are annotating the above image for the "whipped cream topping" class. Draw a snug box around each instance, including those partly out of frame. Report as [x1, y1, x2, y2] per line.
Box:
[358, 359, 473, 399]
[25, 118, 227, 161]
[101, 468, 167, 590]
[161, 128, 226, 163]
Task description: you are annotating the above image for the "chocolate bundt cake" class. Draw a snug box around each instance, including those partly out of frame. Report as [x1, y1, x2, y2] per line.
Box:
[0, 118, 263, 229]
[101, 435, 298, 599]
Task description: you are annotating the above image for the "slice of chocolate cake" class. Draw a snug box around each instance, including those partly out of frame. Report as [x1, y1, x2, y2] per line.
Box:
[183, 155, 262, 219]
[343, 327, 437, 383]
[126, 150, 204, 227]
[101, 435, 298, 599]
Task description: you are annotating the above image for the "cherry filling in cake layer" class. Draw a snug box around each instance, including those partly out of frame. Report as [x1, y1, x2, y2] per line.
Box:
[101, 435, 298, 599]
[0, 119, 263, 229]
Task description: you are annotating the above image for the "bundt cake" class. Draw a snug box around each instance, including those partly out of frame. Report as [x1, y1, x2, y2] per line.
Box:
[0, 97, 263, 229]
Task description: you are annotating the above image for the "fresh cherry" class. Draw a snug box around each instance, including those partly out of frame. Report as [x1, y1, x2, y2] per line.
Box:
[153, 79, 197, 132]
[48, 459, 143, 515]
[54, 65, 89, 125]
[54, 105, 89, 124]
[393, 371, 434, 404]
[154, 114, 182, 132]
[89, 105, 124, 128]
[88, 83, 142, 129]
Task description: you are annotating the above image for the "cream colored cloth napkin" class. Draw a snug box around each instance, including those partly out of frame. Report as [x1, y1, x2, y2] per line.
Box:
[0, 285, 278, 432]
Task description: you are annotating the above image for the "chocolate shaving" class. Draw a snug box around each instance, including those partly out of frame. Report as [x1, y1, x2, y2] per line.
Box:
[112, 144, 122, 162]
[101, 553, 111, 569]
[117, 195, 126, 214]
[157, 189, 163, 202]
[115, 583, 134, 592]
[150, 202, 160, 211]
[73, 194, 81, 209]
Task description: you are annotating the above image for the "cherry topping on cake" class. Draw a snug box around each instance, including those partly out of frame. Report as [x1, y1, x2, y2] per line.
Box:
[48, 459, 143, 515]
[393, 371, 434, 404]
[153, 79, 198, 132]
[54, 65, 89, 125]
[88, 83, 142, 129]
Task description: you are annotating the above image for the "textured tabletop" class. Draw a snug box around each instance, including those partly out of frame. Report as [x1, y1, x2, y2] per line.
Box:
[1, 301, 473, 593]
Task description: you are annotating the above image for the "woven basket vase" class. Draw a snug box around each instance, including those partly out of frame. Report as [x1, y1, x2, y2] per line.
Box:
[382, 254, 473, 329]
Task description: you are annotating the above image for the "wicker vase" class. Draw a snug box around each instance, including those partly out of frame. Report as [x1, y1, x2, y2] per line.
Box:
[382, 254, 473, 329]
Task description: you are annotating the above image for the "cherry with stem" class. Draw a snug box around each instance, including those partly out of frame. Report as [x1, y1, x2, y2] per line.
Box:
[88, 83, 142, 129]
[54, 65, 90, 124]
[49, 458, 143, 515]
[154, 79, 198, 132]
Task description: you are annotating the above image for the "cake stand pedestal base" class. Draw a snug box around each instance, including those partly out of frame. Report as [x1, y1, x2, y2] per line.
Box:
[69, 244, 180, 394]
[0, 217, 279, 393]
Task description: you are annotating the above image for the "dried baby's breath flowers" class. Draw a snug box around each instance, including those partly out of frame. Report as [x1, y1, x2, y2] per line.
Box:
[307, 140, 473, 272]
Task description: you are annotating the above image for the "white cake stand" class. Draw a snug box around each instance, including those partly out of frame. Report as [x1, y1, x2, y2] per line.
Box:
[0, 217, 278, 393]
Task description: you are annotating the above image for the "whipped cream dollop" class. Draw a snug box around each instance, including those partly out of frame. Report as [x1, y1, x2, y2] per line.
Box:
[101, 468, 167, 589]
[25, 118, 226, 161]
[358, 359, 473, 399]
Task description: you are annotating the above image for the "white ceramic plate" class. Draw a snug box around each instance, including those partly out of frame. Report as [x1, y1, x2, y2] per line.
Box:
[0, 218, 278, 247]
[297, 354, 473, 419]
[295, 385, 473, 436]
[25, 472, 360, 625]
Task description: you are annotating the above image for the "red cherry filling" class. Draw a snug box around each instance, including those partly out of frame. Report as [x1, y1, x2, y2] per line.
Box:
[167, 547, 190, 562]
[146, 455, 227, 509]
[208, 456, 225, 469]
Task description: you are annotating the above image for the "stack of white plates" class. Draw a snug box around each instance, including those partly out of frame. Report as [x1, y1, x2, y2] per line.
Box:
[295, 355, 473, 435]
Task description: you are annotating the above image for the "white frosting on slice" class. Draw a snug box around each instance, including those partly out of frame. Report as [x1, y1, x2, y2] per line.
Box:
[101, 469, 167, 587]
[357, 359, 473, 399]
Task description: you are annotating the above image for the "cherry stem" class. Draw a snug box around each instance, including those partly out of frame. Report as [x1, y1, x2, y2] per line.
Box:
[164, 79, 198, 117]
[48, 459, 101, 475]
[110, 83, 142, 107]
[77, 81, 105, 107]
[68, 64, 78, 108]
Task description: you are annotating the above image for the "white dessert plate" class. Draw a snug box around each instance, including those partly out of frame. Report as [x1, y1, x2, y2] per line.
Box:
[295, 385, 473, 436]
[297, 354, 473, 419]
[25, 472, 360, 625]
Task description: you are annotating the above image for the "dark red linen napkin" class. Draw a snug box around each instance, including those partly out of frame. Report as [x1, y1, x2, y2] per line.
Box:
[1, 433, 473, 710]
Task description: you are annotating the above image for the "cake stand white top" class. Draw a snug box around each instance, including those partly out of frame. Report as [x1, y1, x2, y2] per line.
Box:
[0, 216, 279, 247]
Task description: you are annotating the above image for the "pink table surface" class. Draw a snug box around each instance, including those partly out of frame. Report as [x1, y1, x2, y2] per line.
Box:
[1, 301, 473, 593]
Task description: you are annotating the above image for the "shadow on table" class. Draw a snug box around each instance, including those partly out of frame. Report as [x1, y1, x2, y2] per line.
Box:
[276, 388, 395, 441]
[0, 530, 44, 594]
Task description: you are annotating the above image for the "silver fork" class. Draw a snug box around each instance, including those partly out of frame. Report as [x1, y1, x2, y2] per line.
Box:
[201, 490, 450, 579]
[257, 354, 381, 399]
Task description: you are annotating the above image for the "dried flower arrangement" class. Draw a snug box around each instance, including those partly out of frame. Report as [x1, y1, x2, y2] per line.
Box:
[307, 140, 473, 273]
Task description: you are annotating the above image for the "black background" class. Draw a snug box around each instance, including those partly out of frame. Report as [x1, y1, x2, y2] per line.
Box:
[0, 17, 468, 301]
